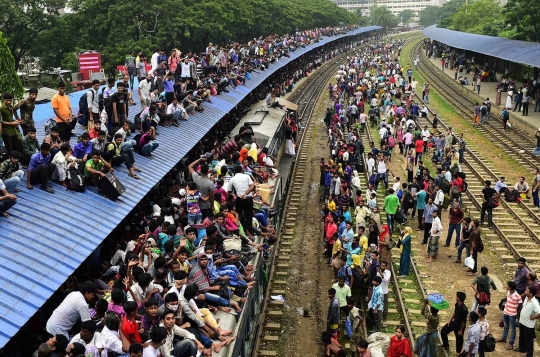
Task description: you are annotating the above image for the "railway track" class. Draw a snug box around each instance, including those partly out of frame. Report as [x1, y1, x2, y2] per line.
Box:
[360, 117, 450, 357]
[412, 40, 540, 171]
[255, 42, 371, 357]
[409, 41, 540, 272]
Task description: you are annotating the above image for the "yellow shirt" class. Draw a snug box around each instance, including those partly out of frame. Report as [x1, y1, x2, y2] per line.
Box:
[359, 235, 368, 252]
[332, 239, 342, 256]
[328, 200, 336, 212]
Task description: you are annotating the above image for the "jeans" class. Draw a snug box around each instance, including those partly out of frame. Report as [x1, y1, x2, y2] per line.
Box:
[480, 202, 493, 226]
[204, 292, 230, 307]
[478, 338, 485, 357]
[29, 163, 56, 186]
[533, 188, 539, 207]
[254, 212, 268, 227]
[456, 242, 470, 261]
[501, 314, 517, 345]
[386, 213, 395, 234]
[187, 212, 202, 225]
[0, 199, 16, 214]
[523, 102, 529, 116]
[417, 209, 424, 228]
[446, 223, 461, 246]
[415, 152, 422, 165]
[127, 67, 135, 90]
[173, 339, 198, 357]
[471, 297, 485, 313]
[436, 149, 444, 162]
[372, 308, 382, 332]
[480, 114, 487, 123]
[141, 142, 159, 156]
[120, 140, 137, 152]
[477, 84, 481, 94]
[4, 170, 24, 193]
[422, 222, 432, 244]
[459, 149, 464, 163]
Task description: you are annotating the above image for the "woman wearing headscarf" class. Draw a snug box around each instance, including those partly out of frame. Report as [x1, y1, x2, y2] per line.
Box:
[351, 170, 361, 197]
[388, 325, 412, 357]
[378, 224, 392, 265]
[398, 227, 412, 277]
[248, 142, 258, 161]
[239, 147, 249, 164]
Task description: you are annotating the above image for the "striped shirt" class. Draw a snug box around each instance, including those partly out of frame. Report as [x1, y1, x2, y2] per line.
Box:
[504, 291, 522, 316]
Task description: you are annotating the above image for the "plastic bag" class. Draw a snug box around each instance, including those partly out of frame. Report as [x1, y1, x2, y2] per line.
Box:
[345, 316, 353, 338]
[464, 255, 475, 270]
[367, 332, 391, 356]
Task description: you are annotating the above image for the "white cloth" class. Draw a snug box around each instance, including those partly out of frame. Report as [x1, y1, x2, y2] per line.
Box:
[46, 292, 91, 337]
[139, 79, 152, 101]
[519, 296, 540, 328]
[228, 172, 254, 197]
[431, 217, 442, 237]
[69, 331, 103, 349]
[101, 326, 124, 354]
[143, 345, 161, 357]
[378, 269, 391, 294]
[87, 88, 99, 114]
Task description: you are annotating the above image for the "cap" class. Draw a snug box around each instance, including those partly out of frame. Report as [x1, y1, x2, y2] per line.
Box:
[147, 238, 157, 247]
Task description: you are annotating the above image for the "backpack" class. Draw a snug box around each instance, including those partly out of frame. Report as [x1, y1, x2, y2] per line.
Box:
[67, 166, 86, 192]
[482, 334, 496, 352]
[351, 268, 363, 288]
[441, 178, 451, 194]
[403, 191, 414, 208]
[476, 236, 484, 253]
[78, 90, 93, 115]
[451, 184, 461, 198]
[397, 189, 403, 200]
[476, 276, 490, 303]
[502, 110, 509, 121]
[442, 194, 451, 209]
[480, 106, 487, 115]
[99, 87, 111, 112]
[44, 118, 57, 135]
[461, 180, 468, 192]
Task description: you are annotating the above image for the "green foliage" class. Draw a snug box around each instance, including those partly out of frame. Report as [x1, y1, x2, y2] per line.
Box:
[437, 0, 465, 28]
[355, 7, 369, 26]
[504, 0, 540, 42]
[370, 5, 399, 33]
[448, 0, 504, 35]
[0, 32, 24, 98]
[399, 9, 415, 24]
[418, 6, 442, 27]
[0, 0, 67, 69]
[53, 0, 356, 75]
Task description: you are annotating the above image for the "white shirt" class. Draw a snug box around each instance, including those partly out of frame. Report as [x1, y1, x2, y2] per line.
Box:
[377, 160, 387, 174]
[421, 129, 430, 141]
[87, 88, 99, 114]
[46, 292, 91, 337]
[392, 181, 401, 192]
[150, 52, 159, 72]
[519, 296, 540, 328]
[143, 345, 161, 357]
[367, 158, 375, 174]
[0, 179, 6, 192]
[115, 127, 128, 142]
[69, 331, 103, 349]
[228, 172, 254, 197]
[378, 269, 391, 294]
[101, 326, 124, 354]
[127, 281, 164, 302]
[379, 127, 387, 140]
[431, 217, 442, 236]
[434, 189, 444, 206]
[139, 79, 152, 100]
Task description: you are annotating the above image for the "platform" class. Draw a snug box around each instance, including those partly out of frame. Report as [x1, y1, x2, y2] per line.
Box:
[426, 56, 540, 134]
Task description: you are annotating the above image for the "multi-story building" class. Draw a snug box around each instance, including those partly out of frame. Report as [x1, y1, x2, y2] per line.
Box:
[331, 0, 442, 20]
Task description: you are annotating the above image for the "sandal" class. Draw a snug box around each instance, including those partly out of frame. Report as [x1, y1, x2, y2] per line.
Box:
[133, 167, 142, 172]
[506, 344, 513, 350]
[129, 173, 141, 180]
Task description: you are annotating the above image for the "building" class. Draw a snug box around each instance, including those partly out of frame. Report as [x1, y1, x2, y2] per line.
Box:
[331, 0, 441, 20]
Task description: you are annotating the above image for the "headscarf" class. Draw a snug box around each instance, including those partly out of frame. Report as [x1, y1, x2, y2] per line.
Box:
[400, 226, 413, 253]
[338, 163, 343, 174]
[239, 147, 249, 163]
[351, 170, 361, 188]
[249, 143, 258, 161]
[351, 254, 362, 268]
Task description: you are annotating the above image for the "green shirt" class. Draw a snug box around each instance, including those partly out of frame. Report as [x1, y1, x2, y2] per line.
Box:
[383, 194, 400, 214]
[22, 135, 40, 157]
[0, 104, 17, 136]
[13, 98, 36, 126]
[332, 283, 351, 307]
[85, 159, 104, 177]
[125, 55, 136, 68]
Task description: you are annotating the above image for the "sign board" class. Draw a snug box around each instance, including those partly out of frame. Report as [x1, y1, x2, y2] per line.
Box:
[78, 51, 102, 80]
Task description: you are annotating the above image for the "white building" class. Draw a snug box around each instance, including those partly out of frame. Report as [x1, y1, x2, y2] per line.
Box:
[331, 0, 441, 21]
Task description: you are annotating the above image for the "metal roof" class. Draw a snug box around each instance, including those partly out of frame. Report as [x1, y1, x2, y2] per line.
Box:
[0, 25, 382, 348]
[423, 25, 540, 68]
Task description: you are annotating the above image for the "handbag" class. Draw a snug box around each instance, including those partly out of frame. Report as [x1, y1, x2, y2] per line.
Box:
[396, 239, 401, 249]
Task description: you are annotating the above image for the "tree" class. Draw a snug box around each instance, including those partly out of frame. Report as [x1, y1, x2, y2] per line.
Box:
[449, 0, 504, 36]
[0, 0, 67, 70]
[355, 7, 369, 26]
[504, 0, 540, 42]
[399, 9, 415, 25]
[437, 0, 465, 28]
[0, 32, 24, 98]
[370, 5, 399, 33]
[418, 6, 442, 27]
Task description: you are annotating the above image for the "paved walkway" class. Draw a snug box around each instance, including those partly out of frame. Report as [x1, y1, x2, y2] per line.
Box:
[427, 56, 540, 134]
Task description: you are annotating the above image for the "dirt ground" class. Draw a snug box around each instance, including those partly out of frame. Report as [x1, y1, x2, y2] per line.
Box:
[276, 82, 335, 357]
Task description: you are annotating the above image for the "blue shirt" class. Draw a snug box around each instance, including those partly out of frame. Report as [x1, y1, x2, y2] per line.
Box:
[343, 211, 351, 222]
[416, 190, 427, 210]
[164, 79, 174, 93]
[370, 285, 384, 310]
[28, 152, 51, 171]
[423, 204, 438, 223]
[341, 227, 354, 251]
[73, 141, 92, 159]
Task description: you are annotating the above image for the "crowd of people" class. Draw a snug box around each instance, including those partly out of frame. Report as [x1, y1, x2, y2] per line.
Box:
[4, 25, 371, 357]
[320, 37, 540, 357]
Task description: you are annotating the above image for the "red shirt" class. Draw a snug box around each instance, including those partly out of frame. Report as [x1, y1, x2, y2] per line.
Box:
[122, 316, 141, 343]
[415, 139, 424, 153]
[452, 177, 463, 191]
